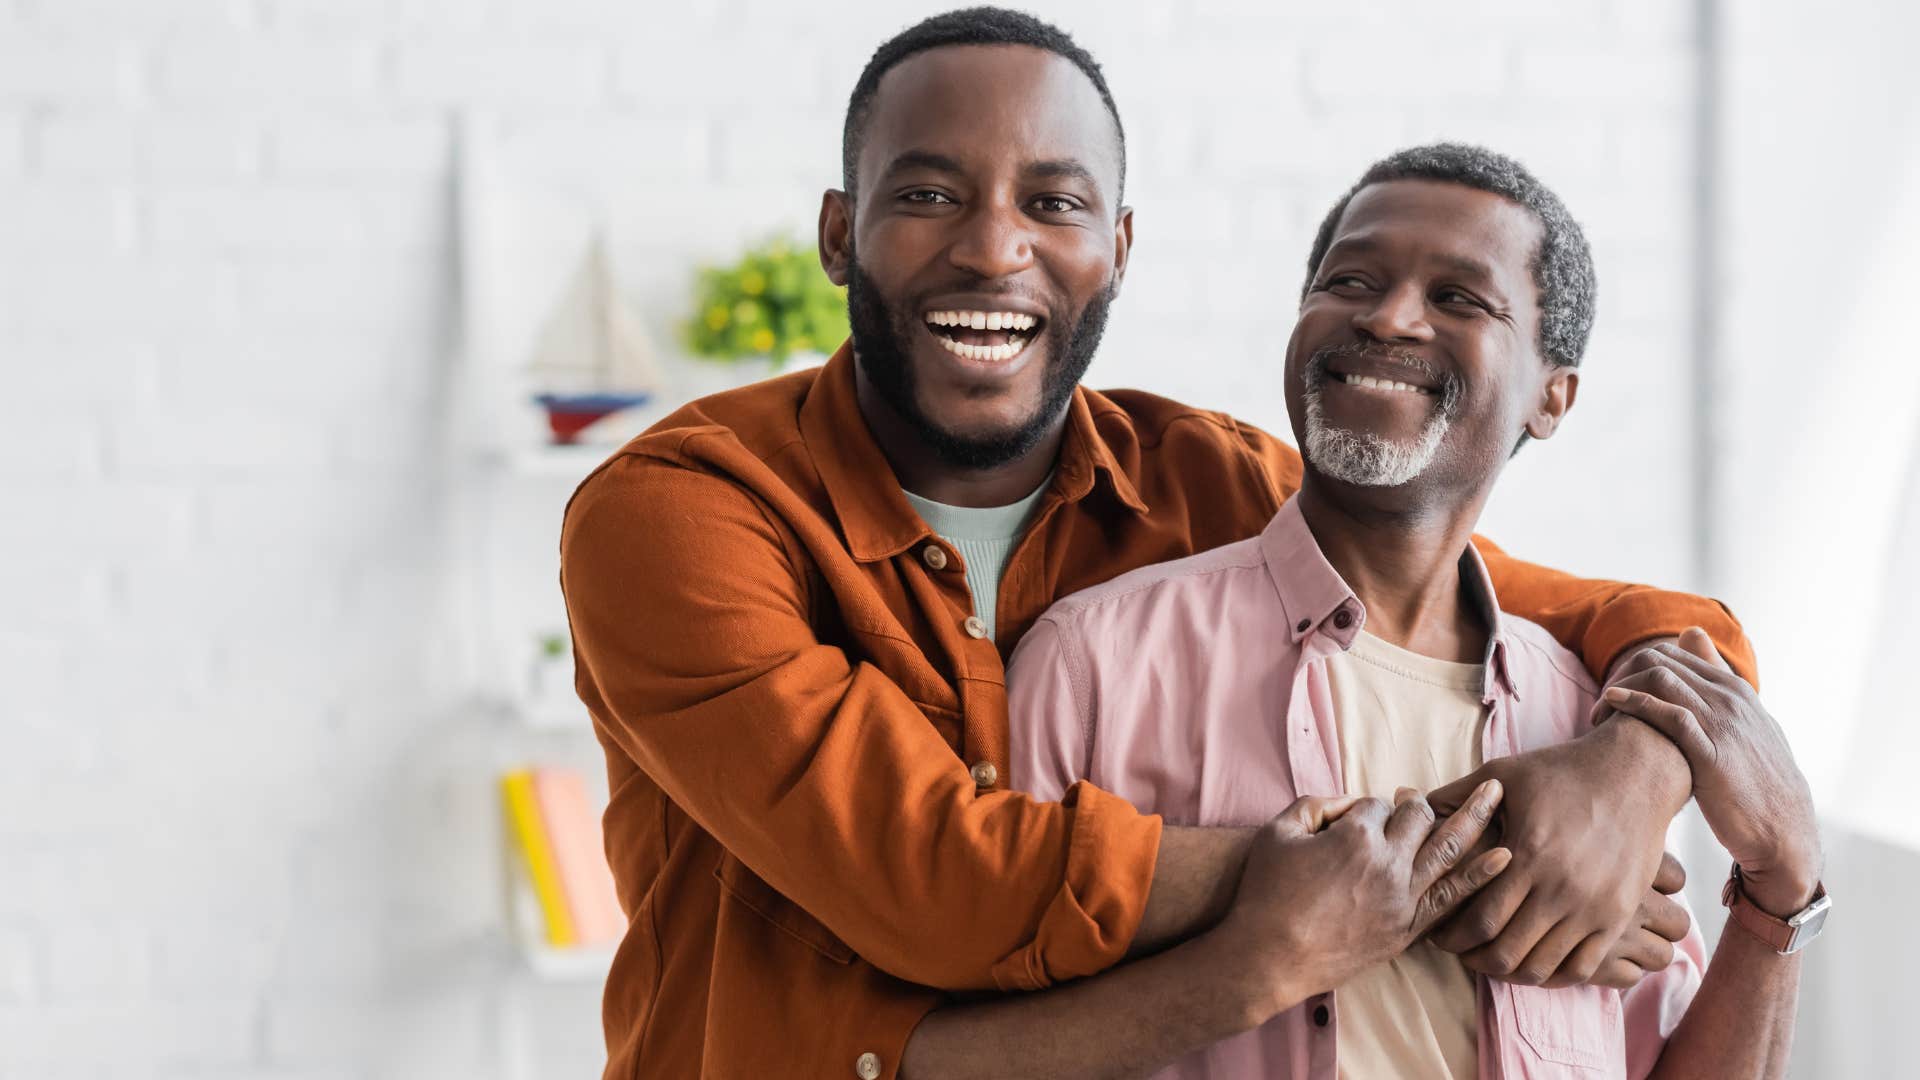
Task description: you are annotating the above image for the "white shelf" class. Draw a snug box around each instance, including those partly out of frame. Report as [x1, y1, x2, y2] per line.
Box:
[520, 942, 617, 981]
[492, 443, 619, 480]
[513, 699, 594, 733]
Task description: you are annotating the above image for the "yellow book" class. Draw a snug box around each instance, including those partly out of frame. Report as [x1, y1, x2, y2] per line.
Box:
[502, 769, 576, 947]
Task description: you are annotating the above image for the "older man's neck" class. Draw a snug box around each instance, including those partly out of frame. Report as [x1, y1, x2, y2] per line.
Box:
[1296, 475, 1492, 664]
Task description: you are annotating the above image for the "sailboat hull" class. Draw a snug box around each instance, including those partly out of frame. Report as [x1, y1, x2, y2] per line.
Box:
[534, 392, 653, 444]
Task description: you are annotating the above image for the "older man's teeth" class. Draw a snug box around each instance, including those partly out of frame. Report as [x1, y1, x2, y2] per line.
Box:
[935, 335, 1029, 362]
[925, 311, 1038, 331]
[1341, 373, 1432, 395]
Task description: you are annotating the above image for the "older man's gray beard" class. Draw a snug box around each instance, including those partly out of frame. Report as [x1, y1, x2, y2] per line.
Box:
[1300, 347, 1463, 487]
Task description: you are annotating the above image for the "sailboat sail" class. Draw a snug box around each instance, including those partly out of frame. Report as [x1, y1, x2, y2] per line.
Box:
[528, 234, 661, 443]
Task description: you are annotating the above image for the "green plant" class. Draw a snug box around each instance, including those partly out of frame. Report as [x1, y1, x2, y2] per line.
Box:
[685, 237, 849, 364]
[536, 632, 569, 660]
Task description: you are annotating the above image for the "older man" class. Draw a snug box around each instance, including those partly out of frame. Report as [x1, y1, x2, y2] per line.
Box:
[900, 144, 1824, 1078]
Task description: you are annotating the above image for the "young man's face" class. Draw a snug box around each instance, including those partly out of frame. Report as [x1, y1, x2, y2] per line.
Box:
[821, 45, 1131, 468]
[1284, 179, 1575, 497]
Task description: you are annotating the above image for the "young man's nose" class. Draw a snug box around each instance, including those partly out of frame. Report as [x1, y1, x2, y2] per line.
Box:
[946, 201, 1037, 280]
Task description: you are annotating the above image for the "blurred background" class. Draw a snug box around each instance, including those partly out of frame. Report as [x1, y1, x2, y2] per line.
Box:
[2, 0, 1915, 1076]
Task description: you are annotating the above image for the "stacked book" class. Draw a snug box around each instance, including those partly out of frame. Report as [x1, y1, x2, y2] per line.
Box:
[501, 766, 626, 948]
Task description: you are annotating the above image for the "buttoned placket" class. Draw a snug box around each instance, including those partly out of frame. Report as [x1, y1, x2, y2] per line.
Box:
[910, 530, 1014, 791]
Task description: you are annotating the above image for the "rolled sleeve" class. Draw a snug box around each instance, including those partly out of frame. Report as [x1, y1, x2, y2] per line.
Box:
[990, 780, 1163, 990]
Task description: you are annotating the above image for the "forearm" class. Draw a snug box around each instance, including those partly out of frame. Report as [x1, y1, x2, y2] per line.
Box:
[902, 929, 1271, 1080]
[1647, 920, 1802, 1079]
[1129, 825, 1257, 958]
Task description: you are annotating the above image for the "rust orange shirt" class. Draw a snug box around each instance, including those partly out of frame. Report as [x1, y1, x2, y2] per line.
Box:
[558, 344, 1755, 1080]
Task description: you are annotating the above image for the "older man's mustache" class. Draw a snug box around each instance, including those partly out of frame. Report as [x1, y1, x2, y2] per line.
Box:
[1305, 343, 1464, 418]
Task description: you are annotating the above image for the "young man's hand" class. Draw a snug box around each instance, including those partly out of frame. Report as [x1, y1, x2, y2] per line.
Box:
[1211, 782, 1509, 1022]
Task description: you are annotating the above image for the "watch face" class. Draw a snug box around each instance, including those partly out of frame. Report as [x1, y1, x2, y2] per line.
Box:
[1784, 894, 1832, 953]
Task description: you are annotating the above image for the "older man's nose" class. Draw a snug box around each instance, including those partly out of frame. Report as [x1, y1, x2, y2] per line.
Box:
[948, 203, 1035, 279]
[1354, 283, 1433, 343]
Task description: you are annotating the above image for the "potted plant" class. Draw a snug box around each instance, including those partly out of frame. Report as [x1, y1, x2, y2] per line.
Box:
[684, 237, 849, 374]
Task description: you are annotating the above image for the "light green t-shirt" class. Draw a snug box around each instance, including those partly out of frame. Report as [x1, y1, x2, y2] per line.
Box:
[902, 479, 1051, 642]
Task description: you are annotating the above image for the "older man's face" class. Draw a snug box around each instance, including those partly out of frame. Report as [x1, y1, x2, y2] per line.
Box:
[1284, 179, 1557, 493]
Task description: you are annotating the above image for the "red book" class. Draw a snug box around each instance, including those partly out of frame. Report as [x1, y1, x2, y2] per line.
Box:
[529, 767, 627, 946]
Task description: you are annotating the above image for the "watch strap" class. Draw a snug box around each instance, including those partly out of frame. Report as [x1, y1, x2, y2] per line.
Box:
[1722, 863, 1828, 954]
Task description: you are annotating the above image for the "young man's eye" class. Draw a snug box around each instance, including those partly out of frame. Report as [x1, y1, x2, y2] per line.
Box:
[901, 190, 953, 205]
[1323, 274, 1370, 291]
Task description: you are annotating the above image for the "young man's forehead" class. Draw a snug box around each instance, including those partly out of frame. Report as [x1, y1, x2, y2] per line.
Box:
[859, 44, 1122, 188]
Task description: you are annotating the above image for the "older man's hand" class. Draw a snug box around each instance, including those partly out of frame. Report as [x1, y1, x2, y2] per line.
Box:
[1423, 717, 1689, 985]
[1601, 628, 1823, 916]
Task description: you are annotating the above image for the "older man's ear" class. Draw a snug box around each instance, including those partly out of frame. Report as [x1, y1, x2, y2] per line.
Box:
[1524, 367, 1580, 442]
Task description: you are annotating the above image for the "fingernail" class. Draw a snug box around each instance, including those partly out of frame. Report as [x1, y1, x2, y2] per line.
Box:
[1603, 686, 1630, 703]
[1485, 848, 1513, 873]
[1478, 779, 1502, 799]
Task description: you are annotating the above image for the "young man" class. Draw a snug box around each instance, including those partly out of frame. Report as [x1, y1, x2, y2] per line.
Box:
[559, 10, 1758, 1078]
[929, 144, 1825, 1079]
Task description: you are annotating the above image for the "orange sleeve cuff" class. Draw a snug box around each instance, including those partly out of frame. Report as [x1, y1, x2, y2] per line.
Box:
[989, 781, 1163, 991]
[1583, 589, 1760, 690]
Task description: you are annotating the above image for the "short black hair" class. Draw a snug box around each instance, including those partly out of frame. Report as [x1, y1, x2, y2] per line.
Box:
[841, 7, 1126, 203]
[1303, 142, 1596, 368]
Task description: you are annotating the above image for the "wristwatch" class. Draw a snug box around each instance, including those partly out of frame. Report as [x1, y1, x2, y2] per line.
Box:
[1722, 863, 1831, 954]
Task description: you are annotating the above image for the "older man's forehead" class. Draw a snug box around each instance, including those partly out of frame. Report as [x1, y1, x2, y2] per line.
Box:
[1334, 180, 1542, 278]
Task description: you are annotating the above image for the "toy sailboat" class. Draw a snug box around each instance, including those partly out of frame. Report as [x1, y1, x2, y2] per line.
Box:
[527, 235, 663, 444]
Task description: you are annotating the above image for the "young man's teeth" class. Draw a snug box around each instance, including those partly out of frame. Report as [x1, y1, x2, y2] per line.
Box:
[925, 311, 1038, 331]
[935, 335, 1028, 362]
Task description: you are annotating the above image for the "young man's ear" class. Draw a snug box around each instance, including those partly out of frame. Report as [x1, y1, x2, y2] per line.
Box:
[818, 189, 853, 287]
[1109, 205, 1134, 293]
[1524, 366, 1579, 441]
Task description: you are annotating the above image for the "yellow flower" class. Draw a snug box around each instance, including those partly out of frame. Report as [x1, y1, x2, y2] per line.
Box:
[751, 328, 776, 354]
[734, 301, 760, 324]
[740, 269, 767, 296]
[704, 305, 729, 331]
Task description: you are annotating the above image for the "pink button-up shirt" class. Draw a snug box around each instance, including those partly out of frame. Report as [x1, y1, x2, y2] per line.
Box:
[1007, 497, 1706, 1080]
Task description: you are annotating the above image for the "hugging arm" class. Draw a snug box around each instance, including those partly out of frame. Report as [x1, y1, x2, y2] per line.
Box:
[903, 789, 1509, 1079]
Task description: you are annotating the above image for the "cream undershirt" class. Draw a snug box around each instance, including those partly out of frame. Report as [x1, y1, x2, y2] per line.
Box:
[1326, 629, 1489, 1080]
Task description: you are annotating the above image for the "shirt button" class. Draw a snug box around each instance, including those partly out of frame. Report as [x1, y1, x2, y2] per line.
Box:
[854, 1052, 882, 1079]
[1295, 618, 1311, 633]
[921, 544, 948, 571]
[971, 761, 998, 788]
[963, 615, 988, 639]
[1313, 1003, 1330, 1027]
[1333, 609, 1353, 630]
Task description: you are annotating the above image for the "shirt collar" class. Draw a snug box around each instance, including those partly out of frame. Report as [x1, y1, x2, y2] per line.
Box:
[1258, 497, 1522, 702]
[798, 341, 1148, 563]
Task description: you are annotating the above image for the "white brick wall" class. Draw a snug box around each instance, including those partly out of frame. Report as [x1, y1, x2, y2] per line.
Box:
[0, 1, 1716, 1075]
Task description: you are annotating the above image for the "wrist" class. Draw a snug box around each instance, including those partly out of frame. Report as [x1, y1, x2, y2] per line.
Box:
[1740, 844, 1824, 918]
[1192, 924, 1306, 1030]
[1593, 716, 1692, 813]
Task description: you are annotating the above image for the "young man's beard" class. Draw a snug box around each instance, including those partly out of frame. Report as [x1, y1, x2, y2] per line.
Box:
[845, 255, 1114, 472]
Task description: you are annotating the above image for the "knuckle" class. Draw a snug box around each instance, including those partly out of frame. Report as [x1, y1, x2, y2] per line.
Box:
[1483, 949, 1522, 977]
[1470, 912, 1507, 945]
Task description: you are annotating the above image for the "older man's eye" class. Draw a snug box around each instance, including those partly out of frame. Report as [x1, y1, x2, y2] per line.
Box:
[1436, 288, 1486, 309]
[1032, 195, 1079, 213]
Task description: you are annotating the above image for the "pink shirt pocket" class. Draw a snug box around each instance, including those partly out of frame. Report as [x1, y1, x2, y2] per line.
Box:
[1507, 983, 1625, 1076]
